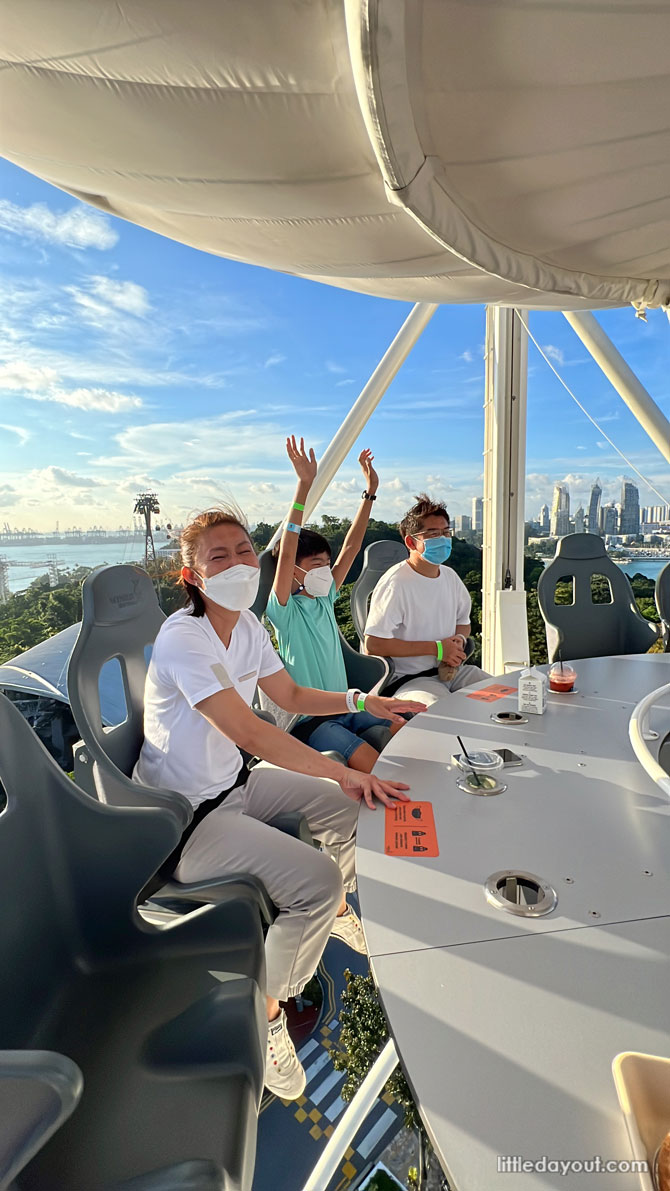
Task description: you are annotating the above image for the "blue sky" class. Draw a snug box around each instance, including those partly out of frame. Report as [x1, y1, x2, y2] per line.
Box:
[0, 157, 669, 532]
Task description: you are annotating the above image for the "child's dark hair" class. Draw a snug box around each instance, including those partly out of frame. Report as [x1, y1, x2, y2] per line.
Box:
[400, 494, 450, 540]
[271, 527, 332, 566]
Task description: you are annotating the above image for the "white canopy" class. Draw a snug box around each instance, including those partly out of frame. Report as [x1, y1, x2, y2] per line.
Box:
[2, 0, 670, 310]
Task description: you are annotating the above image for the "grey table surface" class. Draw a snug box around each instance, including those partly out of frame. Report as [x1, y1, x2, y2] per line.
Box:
[356, 654, 670, 1190]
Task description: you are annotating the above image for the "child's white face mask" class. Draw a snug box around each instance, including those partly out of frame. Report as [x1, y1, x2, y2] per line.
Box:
[296, 564, 333, 598]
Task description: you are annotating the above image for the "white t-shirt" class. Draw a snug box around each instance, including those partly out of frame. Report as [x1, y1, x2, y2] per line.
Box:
[364, 560, 471, 677]
[134, 607, 284, 806]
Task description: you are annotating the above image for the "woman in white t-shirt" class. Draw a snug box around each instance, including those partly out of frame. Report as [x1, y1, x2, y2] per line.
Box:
[135, 506, 412, 1101]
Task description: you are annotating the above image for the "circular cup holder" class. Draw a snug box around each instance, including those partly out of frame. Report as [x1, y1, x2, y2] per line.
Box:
[485, 870, 557, 917]
[456, 773, 506, 796]
[490, 711, 528, 725]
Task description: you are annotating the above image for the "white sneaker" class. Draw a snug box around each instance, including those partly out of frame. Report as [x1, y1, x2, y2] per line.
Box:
[265, 1009, 306, 1100]
[330, 904, 367, 954]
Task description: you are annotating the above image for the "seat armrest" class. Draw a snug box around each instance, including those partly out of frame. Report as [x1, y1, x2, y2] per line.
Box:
[111, 1160, 227, 1191]
[152, 874, 276, 925]
[0, 1050, 83, 1187]
[266, 812, 314, 847]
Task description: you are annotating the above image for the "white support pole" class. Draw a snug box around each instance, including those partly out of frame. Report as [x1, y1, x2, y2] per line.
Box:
[563, 310, 670, 466]
[268, 302, 438, 548]
[300, 1038, 399, 1191]
[482, 308, 530, 676]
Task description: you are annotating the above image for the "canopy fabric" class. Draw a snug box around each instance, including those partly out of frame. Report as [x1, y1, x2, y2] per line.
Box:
[2, 0, 670, 310]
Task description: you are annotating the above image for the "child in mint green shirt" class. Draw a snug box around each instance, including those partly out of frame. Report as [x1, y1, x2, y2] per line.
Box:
[266, 436, 422, 772]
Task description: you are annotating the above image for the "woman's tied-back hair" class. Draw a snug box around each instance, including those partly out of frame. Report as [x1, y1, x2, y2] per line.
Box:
[400, 494, 450, 541]
[180, 504, 252, 617]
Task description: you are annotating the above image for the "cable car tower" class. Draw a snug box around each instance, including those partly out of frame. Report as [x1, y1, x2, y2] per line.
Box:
[133, 493, 160, 569]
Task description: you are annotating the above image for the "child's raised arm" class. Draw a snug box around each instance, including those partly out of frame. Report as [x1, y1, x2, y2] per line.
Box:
[272, 435, 317, 606]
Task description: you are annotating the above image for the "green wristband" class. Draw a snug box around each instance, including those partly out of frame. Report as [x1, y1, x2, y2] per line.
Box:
[436, 640, 443, 662]
[356, 694, 367, 712]
[293, 502, 305, 512]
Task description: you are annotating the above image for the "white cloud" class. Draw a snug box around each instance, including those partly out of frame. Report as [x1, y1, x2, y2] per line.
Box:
[264, 353, 286, 368]
[459, 349, 474, 363]
[0, 484, 20, 508]
[329, 478, 359, 494]
[577, 445, 586, 451]
[103, 413, 289, 471]
[88, 275, 150, 317]
[0, 361, 142, 412]
[325, 360, 347, 374]
[542, 344, 565, 366]
[336, 378, 356, 387]
[385, 477, 410, 492]
[0, 200, 118, 250]
[31, 467, 101, 489]
[250, 482, 280, 495]
[0, 423, 30, 445]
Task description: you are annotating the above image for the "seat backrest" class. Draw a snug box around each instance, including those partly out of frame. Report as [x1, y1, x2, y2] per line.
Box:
[655, 562, 670, 651]
[250, 548, 276, 621]
[0, 693, 180, 1045]
[537, 533, 659, 661]
[68, 565, 165, 780]
[351, 539, 409, 641]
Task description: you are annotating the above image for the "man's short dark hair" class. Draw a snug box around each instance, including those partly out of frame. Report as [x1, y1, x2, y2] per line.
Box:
[400, 494, 450, 541]
[271, 527, 332, 565]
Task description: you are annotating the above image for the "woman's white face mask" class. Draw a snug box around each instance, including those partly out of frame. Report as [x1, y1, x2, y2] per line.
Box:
[196, 563, 260, 611]
[296, 563, 333, 598]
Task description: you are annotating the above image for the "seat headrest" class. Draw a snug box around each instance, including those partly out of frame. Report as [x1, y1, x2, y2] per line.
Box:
[82, 564, 158, 626]
[361, 539, 408, 573]
[552, 532, 608, 561]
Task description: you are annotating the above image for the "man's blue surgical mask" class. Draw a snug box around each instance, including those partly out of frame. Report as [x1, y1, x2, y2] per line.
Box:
[420, 536, 452, 565]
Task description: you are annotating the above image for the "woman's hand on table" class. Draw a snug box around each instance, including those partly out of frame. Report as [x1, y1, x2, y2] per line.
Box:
[337, 768, 410, 810]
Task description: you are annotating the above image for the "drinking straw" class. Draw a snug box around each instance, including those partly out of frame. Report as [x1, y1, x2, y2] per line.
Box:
[457, 734, 483, 788]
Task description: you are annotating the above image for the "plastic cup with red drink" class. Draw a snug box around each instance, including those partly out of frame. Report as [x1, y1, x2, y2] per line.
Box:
[548, 662, 577, 693]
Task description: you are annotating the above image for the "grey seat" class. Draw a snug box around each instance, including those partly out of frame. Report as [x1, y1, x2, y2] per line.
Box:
[0, 693, 265, 1191]
[350, 539, 409, 643]
[67, 564, 308, 918]
[252, 550, 391, 751]
[537, 533, 659, 661]
[655, 561, 670, 651]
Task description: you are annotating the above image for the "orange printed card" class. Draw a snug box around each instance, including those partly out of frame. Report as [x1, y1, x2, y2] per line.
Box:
[384, 801, 439, 857]
[466, 683, 517, 702]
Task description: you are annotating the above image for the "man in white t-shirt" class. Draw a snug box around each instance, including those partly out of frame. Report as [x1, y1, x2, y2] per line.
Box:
[364, 493, 489, 704]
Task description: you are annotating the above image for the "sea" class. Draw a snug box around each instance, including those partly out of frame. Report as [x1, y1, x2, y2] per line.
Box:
[2, 540, 668, 595]
[0, 539, 176, 594]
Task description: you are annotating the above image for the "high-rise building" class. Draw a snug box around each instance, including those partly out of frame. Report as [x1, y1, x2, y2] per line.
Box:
[539, 504, 550, 532]
[619, 478, 640, 535]
[550, 483, 570, 537]
[587, 478, 602, 534]
[574, 506, 585, 534]
[454, 514, 471, 535]
[471, 496, 483, 533]
[600, 503, 618, 535]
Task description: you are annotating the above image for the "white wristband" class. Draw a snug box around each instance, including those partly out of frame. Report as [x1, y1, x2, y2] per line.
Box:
[345, 688, 360, 713]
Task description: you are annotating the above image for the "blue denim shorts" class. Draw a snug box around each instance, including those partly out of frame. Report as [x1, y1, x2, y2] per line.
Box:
[305, 711, 392, 762]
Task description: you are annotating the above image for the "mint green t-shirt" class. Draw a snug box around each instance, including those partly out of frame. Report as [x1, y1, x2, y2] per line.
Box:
[266, 586, 347, 693]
